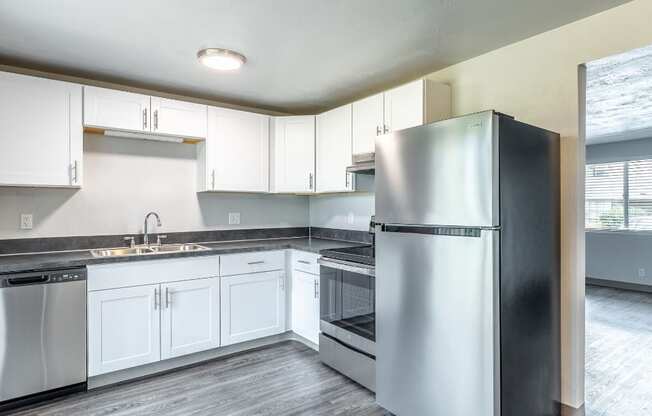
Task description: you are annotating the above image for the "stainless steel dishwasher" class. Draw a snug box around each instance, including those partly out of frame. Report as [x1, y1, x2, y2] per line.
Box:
[0, 267, 87, 412]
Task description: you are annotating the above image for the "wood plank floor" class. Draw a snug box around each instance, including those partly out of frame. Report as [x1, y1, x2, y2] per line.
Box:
[586, 285, 652, 416]
[12, 341, 389, 416]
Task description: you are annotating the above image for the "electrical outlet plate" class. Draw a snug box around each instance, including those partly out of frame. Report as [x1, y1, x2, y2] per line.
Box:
[20, 214, 33, 230]
[639, 268, 646, 278]
[228, 212, 241, 225]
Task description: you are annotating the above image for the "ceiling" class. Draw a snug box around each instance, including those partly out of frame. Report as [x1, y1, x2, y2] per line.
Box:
[0, 0, 631, 114]
[586, 44, 652, 145]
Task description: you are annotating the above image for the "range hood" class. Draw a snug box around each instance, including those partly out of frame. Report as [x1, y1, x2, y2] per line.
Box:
[347, 153, 375, 175]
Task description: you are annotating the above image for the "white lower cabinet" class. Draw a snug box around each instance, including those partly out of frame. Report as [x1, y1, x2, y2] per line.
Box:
[88, 284, 161, 376]
[160, 278, 220, 360]
[220, 271, 286, 346]
[291, 270, 320, 344]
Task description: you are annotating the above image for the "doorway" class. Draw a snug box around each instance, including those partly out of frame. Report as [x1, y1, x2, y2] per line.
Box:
[584, 44, 652, 416]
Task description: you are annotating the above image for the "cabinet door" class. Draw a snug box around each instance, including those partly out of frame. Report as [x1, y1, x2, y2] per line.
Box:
[204, 107, 269, 192]
[271, 116, 315, 193]
[160, 278, 220, 359]
[88, 284, 160, 376]
[150, 97, 207, 138]
[220, 271, 286, 346]
[316, 104, 354, 193]
[383, 79, 425, 133]
[291, 270, 320, 344]
[83, 86, 150, 132]
[352, 93, 383, 155]
[0, 71, 82, 187]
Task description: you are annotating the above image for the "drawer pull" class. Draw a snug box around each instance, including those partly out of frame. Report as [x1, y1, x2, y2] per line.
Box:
[297, 260, 311, 265]
[247, 261, 265, 265]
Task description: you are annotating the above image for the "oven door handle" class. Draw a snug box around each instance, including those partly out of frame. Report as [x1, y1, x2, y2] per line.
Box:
[317, 257, 375, 277]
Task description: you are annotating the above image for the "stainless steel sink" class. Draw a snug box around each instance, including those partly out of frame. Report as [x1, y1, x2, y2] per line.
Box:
[90, 243, 209, 258]
[150, 243, 209, 253]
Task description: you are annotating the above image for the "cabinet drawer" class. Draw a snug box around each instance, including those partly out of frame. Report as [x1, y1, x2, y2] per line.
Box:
[220, 251, 285, 276]
[292, 251, 320, 275]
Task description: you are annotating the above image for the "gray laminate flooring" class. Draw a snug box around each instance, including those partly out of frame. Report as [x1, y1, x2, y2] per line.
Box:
[586, 285, 652, 416]
[12, 341, 388, 416]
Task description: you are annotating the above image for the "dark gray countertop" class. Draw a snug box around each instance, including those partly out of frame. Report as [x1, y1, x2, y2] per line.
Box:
[0, 237, 362, 274]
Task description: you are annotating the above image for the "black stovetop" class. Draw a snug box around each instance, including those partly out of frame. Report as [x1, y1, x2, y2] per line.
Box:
[320, 244, 375, 266]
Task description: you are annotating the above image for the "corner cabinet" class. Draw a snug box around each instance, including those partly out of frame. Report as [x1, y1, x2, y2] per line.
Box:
[220, 271, 287, 346]
[0, 71, 83, 187]
[316, 104, 354, 193]
[270, 116, 316, 193]
[352, 79, 451, 156]
[198, 107, 270, 193]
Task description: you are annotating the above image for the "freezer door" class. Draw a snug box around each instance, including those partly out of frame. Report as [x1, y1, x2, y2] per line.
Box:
[376, 227, 499, 416]
[375, 111, 498, 227]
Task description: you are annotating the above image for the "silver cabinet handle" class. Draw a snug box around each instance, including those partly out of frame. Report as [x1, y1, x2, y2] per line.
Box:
[297, 260, 311, 265]
[248, 260, 265, 265]
[279, 275, 285, 290]
[376, 126, 382, 136]
[314, 280, 319, 299]
[154, 287, 159, 310]
[153, 110, 159, 130]
[71, 160, 79, 184]
[309, 173, 314, 190]
[345, 172, 350, 189]
[211, 169, 216, 190]
[166, 287, 171, 308]
[143, 108, 148, 129]
[383, 124, 390, 134]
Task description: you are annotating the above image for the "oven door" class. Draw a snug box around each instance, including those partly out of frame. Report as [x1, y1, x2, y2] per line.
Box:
[318, 257, 375, 356]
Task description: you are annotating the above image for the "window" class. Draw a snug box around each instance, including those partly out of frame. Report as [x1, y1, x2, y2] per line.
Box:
[586, 159, 652, 231]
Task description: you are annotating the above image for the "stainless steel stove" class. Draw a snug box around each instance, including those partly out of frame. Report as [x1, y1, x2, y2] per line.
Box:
[318, 242, 376, 391]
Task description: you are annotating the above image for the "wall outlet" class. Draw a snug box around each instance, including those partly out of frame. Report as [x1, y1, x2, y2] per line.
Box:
[228, 212, 241, 225]
[639, 268, 646, 278]
[347, 212, 355, 225]
[20, 214, 33, 230]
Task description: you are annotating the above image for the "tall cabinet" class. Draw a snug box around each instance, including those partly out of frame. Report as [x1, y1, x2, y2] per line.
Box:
[352, 79, 451, 156]
[270, 116, 316, 193]
[198, 107, 270, 192]
[0, 71, 83, 187]
[316, 104, 354, 193]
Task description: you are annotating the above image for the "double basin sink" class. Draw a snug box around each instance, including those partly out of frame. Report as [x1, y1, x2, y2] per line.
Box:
[90, 243, 209, 258]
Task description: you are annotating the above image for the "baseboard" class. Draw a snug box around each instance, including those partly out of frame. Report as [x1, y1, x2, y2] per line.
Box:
[587, 277, 652, 293]
[89, 331, 314, 389]
[561, 403, 585, 416]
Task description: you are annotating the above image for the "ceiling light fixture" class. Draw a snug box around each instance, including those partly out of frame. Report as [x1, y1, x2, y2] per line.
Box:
[197, 48, 246, 71]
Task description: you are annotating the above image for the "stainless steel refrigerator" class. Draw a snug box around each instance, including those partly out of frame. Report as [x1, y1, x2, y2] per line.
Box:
[375, 111, 561, 416]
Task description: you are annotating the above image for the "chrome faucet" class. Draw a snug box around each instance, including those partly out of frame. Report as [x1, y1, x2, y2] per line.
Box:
[143, 212, 162, 246]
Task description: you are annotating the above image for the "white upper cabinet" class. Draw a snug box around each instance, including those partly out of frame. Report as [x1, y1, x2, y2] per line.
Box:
[351, 93, 384, 155]
[316, 104, 354, 193]
[271, 116, 315, 193]
[160, 278, 220, 360]
[83, 86, 207, 139]
[384, 79, 451, 132]
[198, 107, 270, 192]
[84, 86, 150, 132]
[150, 97, 207, 138]
[0, 71, 83, 187]
[351, 80, 451, 156]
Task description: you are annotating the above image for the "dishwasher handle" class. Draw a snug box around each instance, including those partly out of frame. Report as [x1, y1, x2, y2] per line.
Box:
[7, 275, 49, 286]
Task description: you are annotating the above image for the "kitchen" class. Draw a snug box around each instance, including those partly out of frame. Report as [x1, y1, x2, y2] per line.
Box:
[0, 1, 649, 415]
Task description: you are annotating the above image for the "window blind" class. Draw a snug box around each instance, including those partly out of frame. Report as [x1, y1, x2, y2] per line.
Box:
[586, 158, 652, 231]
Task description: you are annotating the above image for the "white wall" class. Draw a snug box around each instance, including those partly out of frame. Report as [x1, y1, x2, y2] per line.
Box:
[0, 134, 308, 239]
[308, 174, 374, 231]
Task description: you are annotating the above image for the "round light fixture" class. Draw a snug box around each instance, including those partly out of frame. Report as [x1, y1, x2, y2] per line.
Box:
[197, 48, 246, 71]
